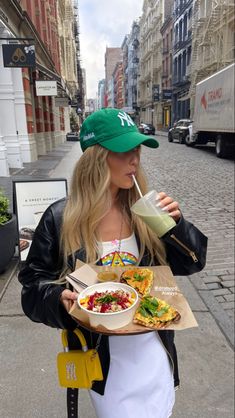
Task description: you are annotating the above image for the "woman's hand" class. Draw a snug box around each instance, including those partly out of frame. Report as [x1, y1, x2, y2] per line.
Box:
[60, 289, 78, 313]
[156, 192, 181, 222]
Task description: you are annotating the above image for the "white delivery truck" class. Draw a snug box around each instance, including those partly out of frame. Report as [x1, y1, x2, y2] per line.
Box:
[186, 63, 235, 158]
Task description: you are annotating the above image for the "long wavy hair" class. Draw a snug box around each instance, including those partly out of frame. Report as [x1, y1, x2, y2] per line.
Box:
[60, 144, 167, 266]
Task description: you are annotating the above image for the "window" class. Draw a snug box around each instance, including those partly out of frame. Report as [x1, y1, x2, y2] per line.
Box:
[187, 46, 191, 66]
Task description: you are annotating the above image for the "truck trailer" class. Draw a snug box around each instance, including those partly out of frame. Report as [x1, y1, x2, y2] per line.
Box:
[186, 63, 235, 158]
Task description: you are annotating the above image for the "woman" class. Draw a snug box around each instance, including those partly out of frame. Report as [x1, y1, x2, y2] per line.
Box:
[19, 108, 207, 418]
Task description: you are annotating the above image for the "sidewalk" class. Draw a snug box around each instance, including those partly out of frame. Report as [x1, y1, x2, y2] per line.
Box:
[0, 139, 234, 418]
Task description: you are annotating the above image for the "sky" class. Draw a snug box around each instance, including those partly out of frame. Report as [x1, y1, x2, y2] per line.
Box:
[79, 0, 143, 98]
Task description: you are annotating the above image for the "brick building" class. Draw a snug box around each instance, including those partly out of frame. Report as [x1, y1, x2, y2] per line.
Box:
[104, 47, 122, 107]
[0, 0, 79, 176]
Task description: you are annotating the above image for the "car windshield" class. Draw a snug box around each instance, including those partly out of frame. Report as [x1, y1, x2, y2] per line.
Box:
[176, 120, 191, 127]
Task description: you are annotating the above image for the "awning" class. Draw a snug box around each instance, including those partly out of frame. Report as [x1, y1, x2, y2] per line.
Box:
[36, 62, 70, 97]
[178, 93, 190, 101]
[36, 62, 61, 82]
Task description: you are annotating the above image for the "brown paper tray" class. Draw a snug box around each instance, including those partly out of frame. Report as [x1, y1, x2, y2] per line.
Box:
[68, 265, 198, 335]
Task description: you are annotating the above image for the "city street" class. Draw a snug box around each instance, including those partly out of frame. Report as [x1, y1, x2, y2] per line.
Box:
[0, 134, 234, 418]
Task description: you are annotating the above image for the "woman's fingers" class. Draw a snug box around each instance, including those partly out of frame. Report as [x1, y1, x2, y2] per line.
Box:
[61, 289, 78, 301]
[60, 289, 78, 312]
[156, 192, 181, 222]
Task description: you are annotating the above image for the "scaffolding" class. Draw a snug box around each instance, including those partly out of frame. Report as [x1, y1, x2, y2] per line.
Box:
[190, 0, 235, 108]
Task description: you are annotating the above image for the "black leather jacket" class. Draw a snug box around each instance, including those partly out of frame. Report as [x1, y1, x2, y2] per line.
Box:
[18, 198, 208, 395]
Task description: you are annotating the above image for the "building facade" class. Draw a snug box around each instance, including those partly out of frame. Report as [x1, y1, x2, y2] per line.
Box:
[160, 11, 173, 129]
[121, 35, 129, 108]
[104, 47, 122, 107]
[0, 0, 80, 176]
[97, 79, 105, 109]
[113, 61, 124, 108]
[172, 0, 193, 122]
[123, 21, 140, 115]
[138, 0, 167, 128]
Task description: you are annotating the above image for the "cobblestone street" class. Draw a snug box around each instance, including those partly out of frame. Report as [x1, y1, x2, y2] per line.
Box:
[142, 133, 234, 345]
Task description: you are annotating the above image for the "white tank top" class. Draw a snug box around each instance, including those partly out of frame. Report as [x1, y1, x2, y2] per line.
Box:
[98, 232, 139, 266]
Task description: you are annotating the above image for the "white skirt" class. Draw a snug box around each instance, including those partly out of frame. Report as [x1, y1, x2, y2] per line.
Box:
[90, 331, 175, 418]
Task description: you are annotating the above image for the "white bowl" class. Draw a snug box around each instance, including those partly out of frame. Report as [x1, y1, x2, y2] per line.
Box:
[77, 282, 138, 330]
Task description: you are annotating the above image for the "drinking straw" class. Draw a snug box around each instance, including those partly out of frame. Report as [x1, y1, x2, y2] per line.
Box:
[132, 174, 143, 198]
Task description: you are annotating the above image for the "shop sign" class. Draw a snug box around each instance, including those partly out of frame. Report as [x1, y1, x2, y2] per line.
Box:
[152, 84, 160, 102]
[2, 44, 36, 68]
[162, 89, 172, 100]
[36, 80, 57, 96]
[55, 97, 69, 107]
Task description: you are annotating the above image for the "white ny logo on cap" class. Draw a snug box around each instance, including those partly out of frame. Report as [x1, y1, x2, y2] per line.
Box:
[117, 111, 135, 127]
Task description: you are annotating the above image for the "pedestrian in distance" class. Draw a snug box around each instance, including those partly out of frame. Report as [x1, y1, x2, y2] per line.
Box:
[18, 108, 208, 418]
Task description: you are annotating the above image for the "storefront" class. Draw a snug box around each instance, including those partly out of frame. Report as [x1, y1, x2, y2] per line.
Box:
[161, 89, 172, 129]
[0, 2, 70, 176]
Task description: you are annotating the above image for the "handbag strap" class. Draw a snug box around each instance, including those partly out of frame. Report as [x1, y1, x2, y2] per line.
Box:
[62, 329, 88, 352]
[95, 333, 102, 351]
[67, 388, 79, 418]
[66, 331, 102, 417]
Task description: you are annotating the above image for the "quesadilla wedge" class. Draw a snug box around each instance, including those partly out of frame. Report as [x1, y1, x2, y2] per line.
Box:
[133, 295, 181, 329]
[120, 268, 153, 297]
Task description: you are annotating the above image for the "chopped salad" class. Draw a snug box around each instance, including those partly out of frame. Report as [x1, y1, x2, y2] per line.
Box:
[79, 289, 136, 313]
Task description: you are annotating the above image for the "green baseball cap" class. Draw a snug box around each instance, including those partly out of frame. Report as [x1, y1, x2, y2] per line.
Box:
[79, 108, 159, 152]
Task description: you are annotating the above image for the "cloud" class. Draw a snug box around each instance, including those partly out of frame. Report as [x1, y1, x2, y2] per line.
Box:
[79, 0, 143, 97]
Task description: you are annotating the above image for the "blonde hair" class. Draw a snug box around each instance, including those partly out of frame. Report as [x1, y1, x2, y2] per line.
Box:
[61, 145, 167, 266]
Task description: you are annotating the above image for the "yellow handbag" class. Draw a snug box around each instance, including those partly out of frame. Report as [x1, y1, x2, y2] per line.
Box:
[57, 329, 103, 389]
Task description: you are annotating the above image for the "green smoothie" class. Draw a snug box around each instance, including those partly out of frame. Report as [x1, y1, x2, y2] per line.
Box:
[131, 190, 176, 238]
[136, 212, 176, 238]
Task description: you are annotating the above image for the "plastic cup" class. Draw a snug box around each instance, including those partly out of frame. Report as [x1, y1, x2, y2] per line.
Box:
[130, 190, 176, 238]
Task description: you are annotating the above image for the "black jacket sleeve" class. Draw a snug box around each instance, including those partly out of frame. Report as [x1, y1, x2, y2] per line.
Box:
[163, 216, 208, 276]
[18, 199, 77, 330]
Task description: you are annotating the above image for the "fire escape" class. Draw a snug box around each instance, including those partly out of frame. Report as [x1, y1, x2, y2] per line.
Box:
[73, 3, 85, 119]
[190, 0, 235, 99]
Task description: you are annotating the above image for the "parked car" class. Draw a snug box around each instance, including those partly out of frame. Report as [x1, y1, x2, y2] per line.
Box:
[168, 119, 193, 144]
[66, 131, 79, 141]
[139, 123, 156, 135]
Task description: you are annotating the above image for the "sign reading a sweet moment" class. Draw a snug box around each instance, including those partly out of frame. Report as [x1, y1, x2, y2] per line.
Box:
[13, 179, 67, 261]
